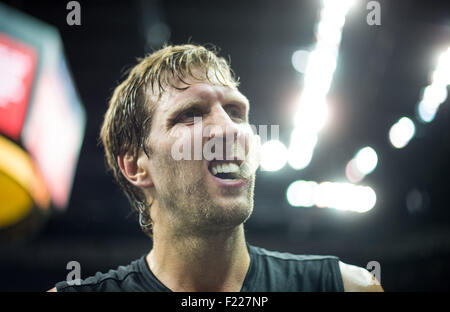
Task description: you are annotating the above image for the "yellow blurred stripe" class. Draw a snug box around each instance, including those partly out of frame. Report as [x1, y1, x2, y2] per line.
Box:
[0, 171, 33, 228]
[0, 135, 50, 212]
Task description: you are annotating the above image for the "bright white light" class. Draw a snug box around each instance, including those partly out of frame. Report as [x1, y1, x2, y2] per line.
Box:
[319, 8, 346, 29]
[326, 182, 353, 210]
[435, 48, 450, 85]
[316, 20, 343, 46]
[303, 49, 337, 94]
[345, 146, 378, 183]
[294, 97, 329, 132]
[422, 85, 448, 106]
[313, 181, 332, 208]
[417, 81, 448, 123]
[288, 145, 314, 170]
[260, 140, 288, 171]
[290, 127, 319, 148]
[287, 127, 318, 170]
[432, 66, 450, 87]
[354, 146, 378, 175]
[417, 47, 450, 123]
[291, 50, 310, 74]
[286, 180, 318, 207]
[307, 181, 376, 212]
[352, 186, 377, 213]
[290, 0, 353, 170]
[322, 0, 357, 15]
[418, 100, 437, 123]
[345, 159, 365, 183]
[389, 117, 416, 149]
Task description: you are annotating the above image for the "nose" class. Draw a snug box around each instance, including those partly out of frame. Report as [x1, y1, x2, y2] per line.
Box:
[204, 105, 248, 160]
[205, 105, 241, 139]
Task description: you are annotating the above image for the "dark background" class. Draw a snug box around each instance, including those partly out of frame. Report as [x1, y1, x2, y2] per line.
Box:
[0, 0, 449, 291]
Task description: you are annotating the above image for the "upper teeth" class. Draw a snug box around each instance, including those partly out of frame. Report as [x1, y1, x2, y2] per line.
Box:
[211, 162, 240, 175]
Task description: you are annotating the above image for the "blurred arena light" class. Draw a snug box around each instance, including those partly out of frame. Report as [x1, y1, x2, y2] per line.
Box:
[289, 0, 355, 171]
[389, 117, 416, 149]
[260, 140, 288, 171]
[417, 47, 450, 123]
[287, 126, 318, 170]
[287, 180, 376, 213]
[406, 188, 424, 215]
[286, 180, 317, 207]
[345, 146, 378, 183]
[291, 50, 310, 74]
[355, 146, 378, 175]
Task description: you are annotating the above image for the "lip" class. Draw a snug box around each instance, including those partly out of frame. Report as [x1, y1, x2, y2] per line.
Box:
[205, 161, 247, 188]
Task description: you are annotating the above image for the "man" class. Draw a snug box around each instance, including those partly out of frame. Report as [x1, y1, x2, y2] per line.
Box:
[49, 44, 383, 292]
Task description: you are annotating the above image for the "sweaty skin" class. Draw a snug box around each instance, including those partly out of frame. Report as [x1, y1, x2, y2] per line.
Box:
[137, 78, 255, 291]
[48, 73, 384, 292]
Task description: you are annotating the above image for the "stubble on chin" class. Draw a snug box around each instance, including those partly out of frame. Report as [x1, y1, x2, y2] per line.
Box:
[155, 158, 256, 237]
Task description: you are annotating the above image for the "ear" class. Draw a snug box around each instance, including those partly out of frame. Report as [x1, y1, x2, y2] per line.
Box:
[117, 151, 154, 188]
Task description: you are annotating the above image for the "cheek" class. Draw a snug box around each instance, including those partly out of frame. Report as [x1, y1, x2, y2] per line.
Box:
[165, 126, 203, 161]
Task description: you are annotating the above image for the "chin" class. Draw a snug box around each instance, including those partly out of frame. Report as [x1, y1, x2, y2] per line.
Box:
[206, 199, 253, 229]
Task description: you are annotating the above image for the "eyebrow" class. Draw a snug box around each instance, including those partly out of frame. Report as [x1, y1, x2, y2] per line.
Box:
[167, 92, 250, 120]
[166, 98, 208, 121]
[231, 93, 250, 111]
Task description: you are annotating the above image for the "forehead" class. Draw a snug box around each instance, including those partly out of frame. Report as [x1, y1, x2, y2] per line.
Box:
[153, 79, 250, 116]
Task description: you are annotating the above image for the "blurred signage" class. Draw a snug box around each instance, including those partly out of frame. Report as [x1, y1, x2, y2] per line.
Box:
[0, 2, 86, 229]
[22, 56, 85, 209]
[0, 33, 37, 140]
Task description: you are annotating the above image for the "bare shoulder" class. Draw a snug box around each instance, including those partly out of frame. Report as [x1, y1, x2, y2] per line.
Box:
[338, 261, 384, 292]
[47, 287, 57, 292]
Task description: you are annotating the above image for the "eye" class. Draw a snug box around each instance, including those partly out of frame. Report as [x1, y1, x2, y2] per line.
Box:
[176, 108, 203, 124]
[225, 105, 244, 121]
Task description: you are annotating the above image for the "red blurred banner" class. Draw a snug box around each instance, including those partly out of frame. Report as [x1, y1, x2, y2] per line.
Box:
[0, 33, 37, 140]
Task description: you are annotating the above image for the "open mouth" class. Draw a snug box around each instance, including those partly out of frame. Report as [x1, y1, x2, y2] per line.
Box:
[208, 159, 244, 181]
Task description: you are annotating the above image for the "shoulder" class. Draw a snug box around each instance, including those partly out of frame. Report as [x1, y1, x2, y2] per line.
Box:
[52, 257, 145, 292]
[247, 244, 345, 291]
[249, 244, 338, 262]
[338, 261, 384, 292]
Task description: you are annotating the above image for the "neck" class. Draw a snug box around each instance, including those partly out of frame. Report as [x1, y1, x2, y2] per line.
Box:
[147, 224, 250, 292]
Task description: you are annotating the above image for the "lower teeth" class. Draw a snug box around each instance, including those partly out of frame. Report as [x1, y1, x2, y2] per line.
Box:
[215, 173, 238, 180]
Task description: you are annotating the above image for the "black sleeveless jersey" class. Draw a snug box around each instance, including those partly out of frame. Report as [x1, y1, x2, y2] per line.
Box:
[55, 243, 344, 292]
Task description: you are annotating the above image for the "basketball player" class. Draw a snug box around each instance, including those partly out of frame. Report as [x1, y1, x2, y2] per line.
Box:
[48, 44, 383, 292]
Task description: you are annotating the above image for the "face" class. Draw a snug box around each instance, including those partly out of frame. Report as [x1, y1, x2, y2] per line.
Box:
[142, 76, 258, 237]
